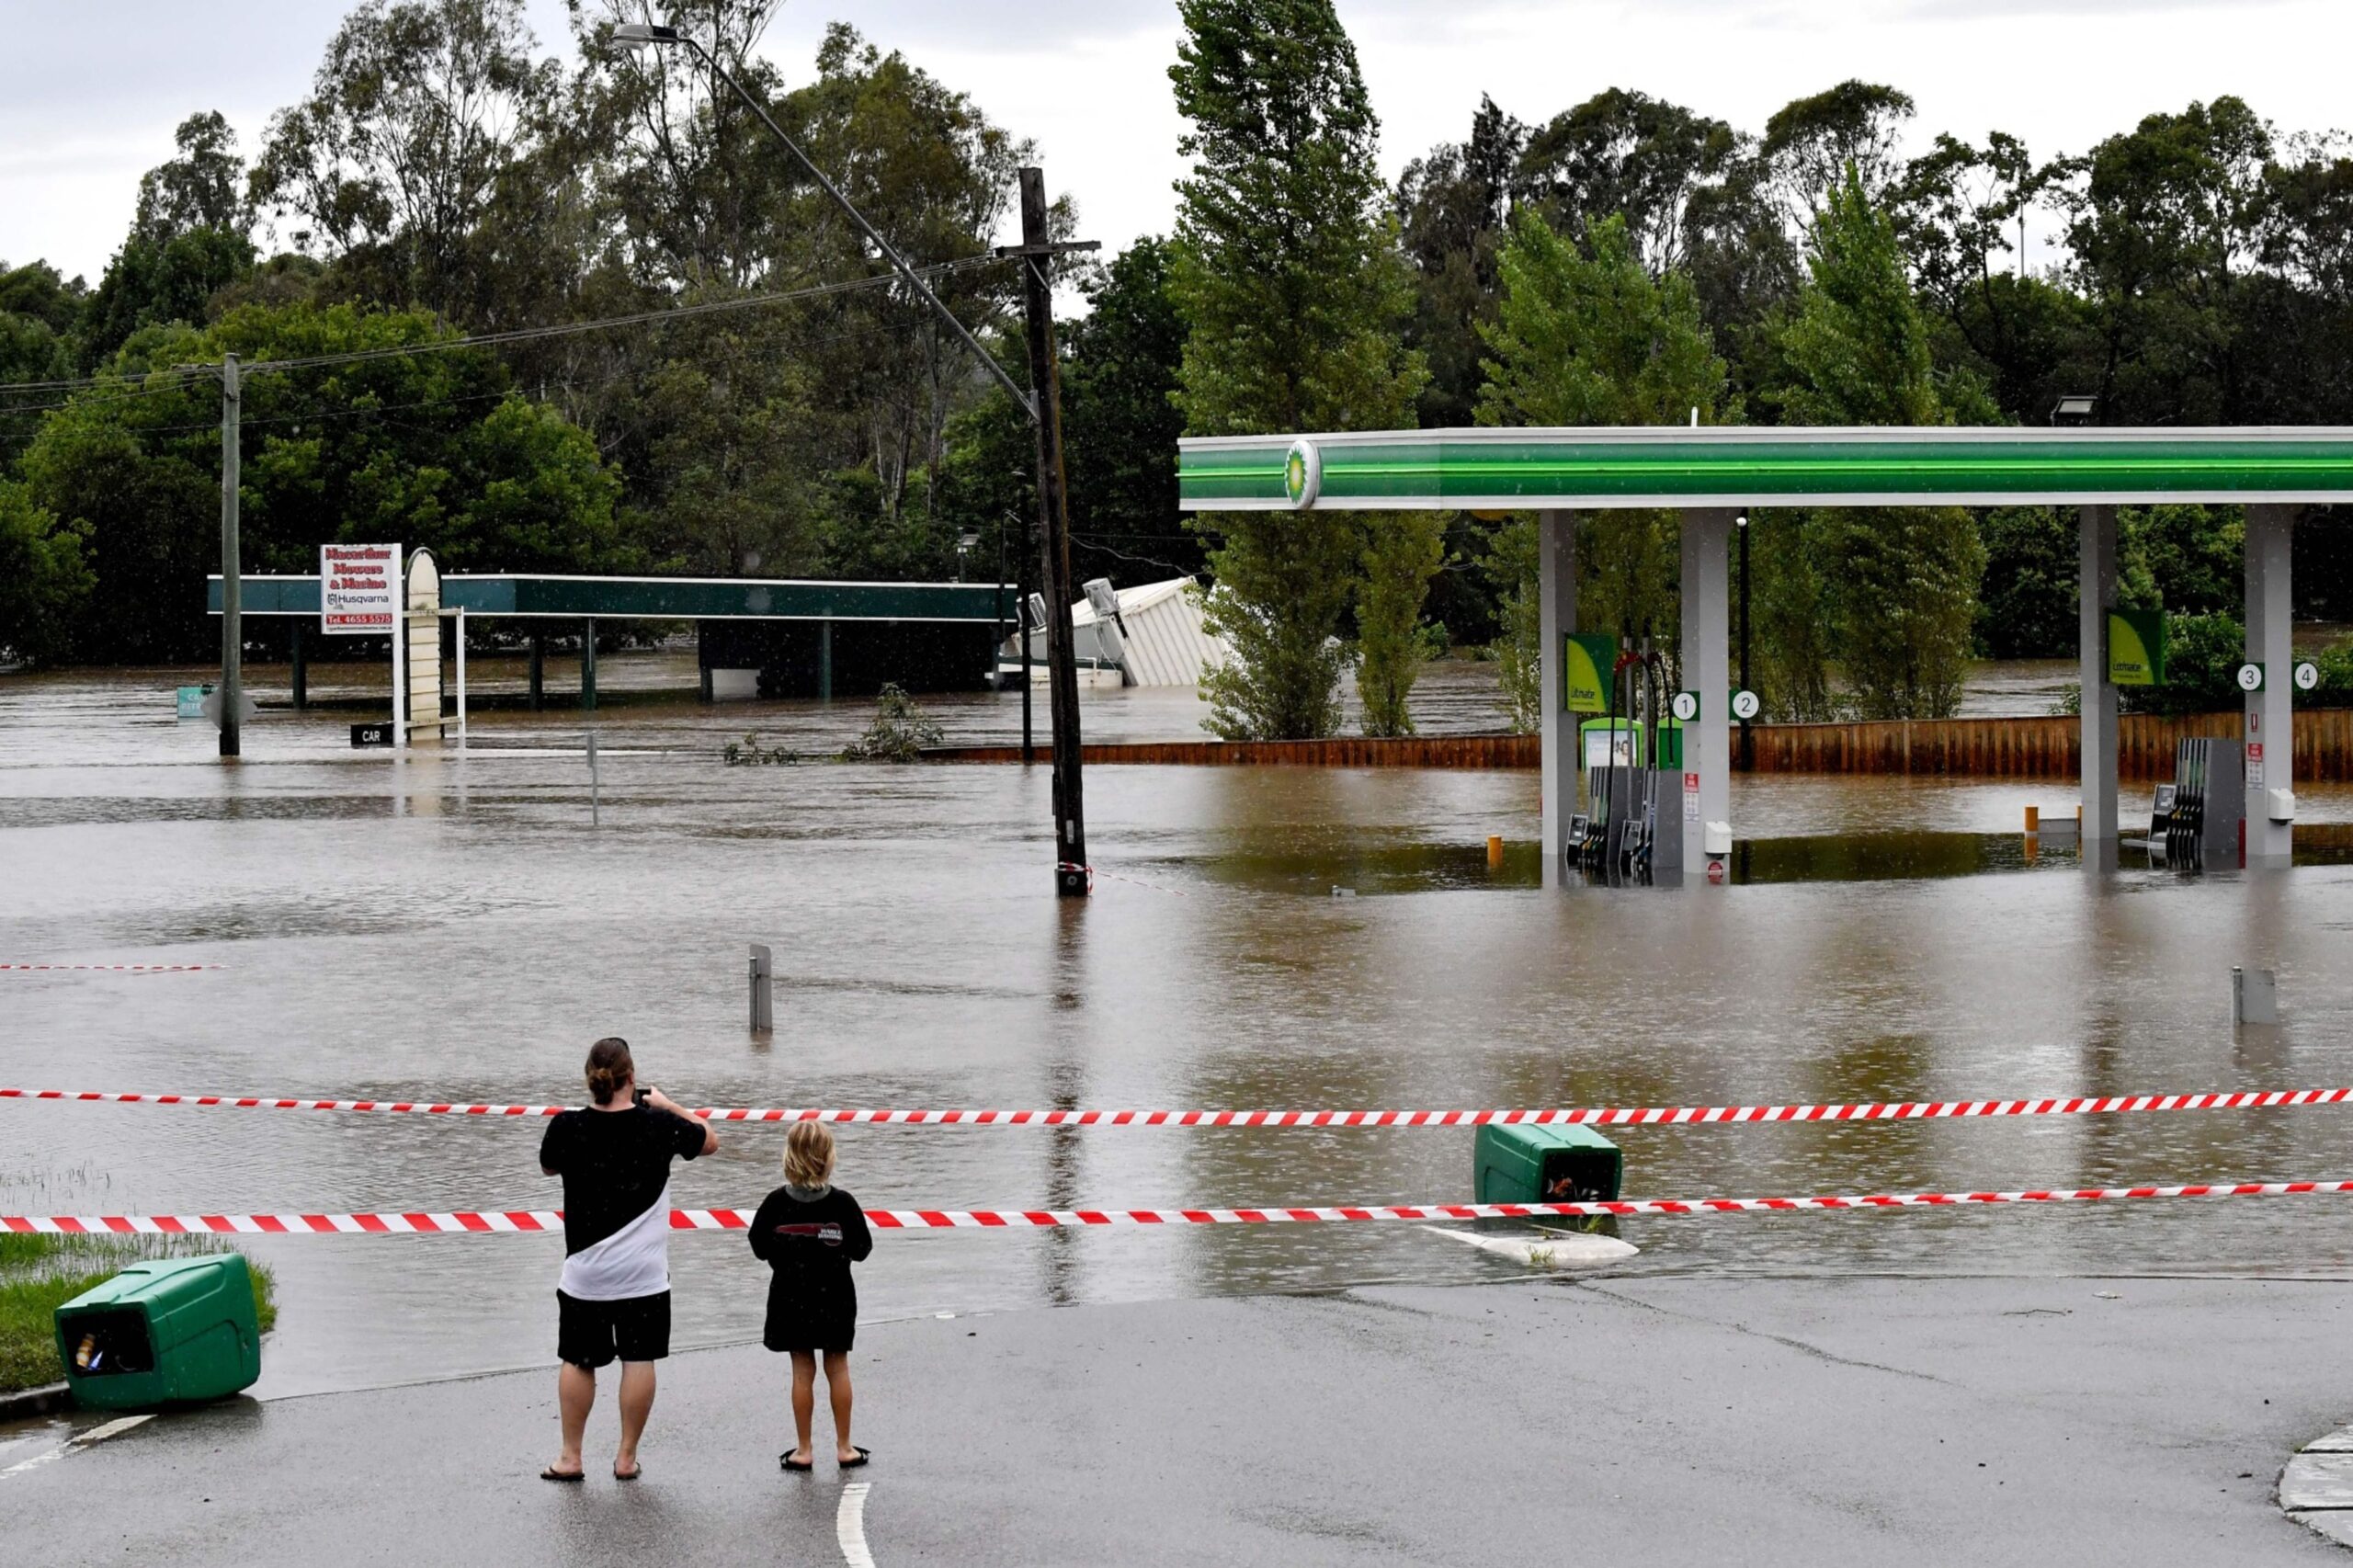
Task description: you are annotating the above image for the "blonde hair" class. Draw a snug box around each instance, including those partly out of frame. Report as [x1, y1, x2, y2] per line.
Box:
[784, 1121, 836, 1188]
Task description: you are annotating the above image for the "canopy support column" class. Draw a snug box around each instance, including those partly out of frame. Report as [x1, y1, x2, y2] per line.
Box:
[581, 619, 597, 710]
[2246, 505, 2294, 868]
[1681, 508, 1733, 881]
[1538, 509, 1577, 886]
[2079, 505, 2118, 862]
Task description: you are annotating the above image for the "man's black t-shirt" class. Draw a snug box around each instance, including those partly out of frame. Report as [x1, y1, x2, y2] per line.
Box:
[539, 1104, 707, 1256]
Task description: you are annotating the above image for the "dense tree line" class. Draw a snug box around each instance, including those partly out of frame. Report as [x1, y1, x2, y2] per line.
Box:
[5, 0, 2353, 733]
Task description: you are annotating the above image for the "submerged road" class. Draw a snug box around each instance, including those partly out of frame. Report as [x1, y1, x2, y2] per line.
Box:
[7, 1273, 2350, 1565]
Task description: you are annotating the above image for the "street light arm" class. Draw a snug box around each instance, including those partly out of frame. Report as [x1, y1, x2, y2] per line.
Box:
[668, 33, 1038, 421]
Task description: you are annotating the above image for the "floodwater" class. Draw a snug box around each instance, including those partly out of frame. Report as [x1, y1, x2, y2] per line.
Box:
[6, 654, 2353, 1400]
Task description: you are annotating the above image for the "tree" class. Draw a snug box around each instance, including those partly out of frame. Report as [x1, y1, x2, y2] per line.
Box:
[1518, 89, 1739, 275]
[1771, 169, 1986, 719]
[2063, 97, 2274, 425]
[0, 482, 93, 666]
[1396, 96, 1525, 426]
[1169, 0, 1431, 739]
[252, 0, 561, 317]
[1475, 211, 1733, 716]
[20, 302, 631, 661]
[1062, 238, 1197, 585]
[1762, 82, 1916, 228]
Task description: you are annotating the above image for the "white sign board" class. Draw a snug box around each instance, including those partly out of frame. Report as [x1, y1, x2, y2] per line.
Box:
[322, 543, 400, 635]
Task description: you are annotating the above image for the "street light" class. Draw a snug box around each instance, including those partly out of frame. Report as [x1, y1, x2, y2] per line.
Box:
[2051, 394, 2097, 426]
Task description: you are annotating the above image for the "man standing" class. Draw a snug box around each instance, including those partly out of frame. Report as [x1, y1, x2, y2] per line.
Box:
[537, 1037, 719, 1482]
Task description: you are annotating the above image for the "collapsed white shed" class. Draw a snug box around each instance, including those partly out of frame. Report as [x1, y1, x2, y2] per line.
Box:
[1014, 576, 1229, 687]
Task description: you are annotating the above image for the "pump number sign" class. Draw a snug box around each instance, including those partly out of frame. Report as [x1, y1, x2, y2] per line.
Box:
[1731, 689, 1760, 721]
[2295, 662, 2320, 691]
[1670, 691, 1699, 722]
[2236, 663, 2265, 693]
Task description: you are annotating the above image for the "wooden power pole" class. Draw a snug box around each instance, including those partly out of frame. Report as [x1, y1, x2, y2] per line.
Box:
[1006, 167, 1096, 897]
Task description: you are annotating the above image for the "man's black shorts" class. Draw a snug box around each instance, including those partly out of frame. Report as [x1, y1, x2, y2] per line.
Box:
[557, 1289, 671, 1368]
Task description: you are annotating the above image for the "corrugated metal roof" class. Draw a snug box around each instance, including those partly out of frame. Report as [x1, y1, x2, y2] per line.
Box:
[1054, 577, 1229, 687]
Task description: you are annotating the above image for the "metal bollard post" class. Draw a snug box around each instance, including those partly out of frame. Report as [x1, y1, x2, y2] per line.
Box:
[2233, 966, 2278, 1026]
[749, 943, 774, 1033]
[586, 730, 600, 827]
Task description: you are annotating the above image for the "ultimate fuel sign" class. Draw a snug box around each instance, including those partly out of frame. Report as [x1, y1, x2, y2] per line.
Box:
[1563, 633, 1616, 713]
[2107, 608, 2166, 687]
[322, 543, 400, 634]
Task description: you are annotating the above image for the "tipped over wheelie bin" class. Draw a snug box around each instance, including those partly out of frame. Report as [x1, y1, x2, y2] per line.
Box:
[54, 1255, 261, 1409]
[1474, 1123, 1623, 1204]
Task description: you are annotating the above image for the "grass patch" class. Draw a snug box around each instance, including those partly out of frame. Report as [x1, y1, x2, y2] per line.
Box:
[0, 1233, 277, 1393]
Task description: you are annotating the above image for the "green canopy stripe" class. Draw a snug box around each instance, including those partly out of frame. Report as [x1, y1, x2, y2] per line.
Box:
[1178, 430, 2353, 509]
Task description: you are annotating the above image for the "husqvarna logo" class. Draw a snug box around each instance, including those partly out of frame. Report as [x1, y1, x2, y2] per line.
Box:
[1284, 439, 1322, 508]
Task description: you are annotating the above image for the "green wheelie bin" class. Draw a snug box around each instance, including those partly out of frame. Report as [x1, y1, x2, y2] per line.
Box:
[53, 1255, 262, 1410]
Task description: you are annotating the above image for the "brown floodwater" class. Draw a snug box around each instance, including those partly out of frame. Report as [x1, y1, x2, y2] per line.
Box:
[5, 654, 2353, 1399]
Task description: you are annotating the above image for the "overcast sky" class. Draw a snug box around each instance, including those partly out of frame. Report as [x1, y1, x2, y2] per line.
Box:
[2, 0, 2346, 283]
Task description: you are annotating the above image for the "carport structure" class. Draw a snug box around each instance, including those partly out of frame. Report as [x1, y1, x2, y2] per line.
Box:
[209, 569, 1012, 726]
[1178, 426, 2353, 880]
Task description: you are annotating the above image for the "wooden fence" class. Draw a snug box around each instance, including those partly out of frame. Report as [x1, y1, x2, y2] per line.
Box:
[925, 709, 2353, 780]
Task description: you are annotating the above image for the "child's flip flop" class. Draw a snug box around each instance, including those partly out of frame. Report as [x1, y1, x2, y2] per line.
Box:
[839, 1448, 871, 1469]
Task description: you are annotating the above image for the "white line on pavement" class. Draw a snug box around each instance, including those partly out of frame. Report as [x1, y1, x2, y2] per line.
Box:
[837, 1481, 876, 1568]
[0, 1413, 152, 1481]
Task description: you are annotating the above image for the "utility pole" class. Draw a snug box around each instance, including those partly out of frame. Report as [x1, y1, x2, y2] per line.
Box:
[1007, 167, 1091, 895]
[219, 352, 242, 758]
[608, 27, 1098, 895]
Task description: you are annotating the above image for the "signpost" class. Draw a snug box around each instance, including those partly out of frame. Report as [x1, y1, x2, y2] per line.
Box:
[321, 543, 402, 749]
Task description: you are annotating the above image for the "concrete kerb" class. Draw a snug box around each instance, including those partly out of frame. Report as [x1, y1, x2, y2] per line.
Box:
[0, 1383, 71, 1422]
[2284, 1424, 2353, 1549]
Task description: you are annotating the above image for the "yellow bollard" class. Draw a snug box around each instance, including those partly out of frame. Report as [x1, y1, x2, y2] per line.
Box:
[1487, 835, 1505, 868]
[2024, 804, 2040, 835]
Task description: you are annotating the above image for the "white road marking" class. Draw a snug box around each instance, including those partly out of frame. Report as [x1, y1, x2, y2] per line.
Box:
[837, 1480, 876, 1568]
[0, 1413, 152, 1481]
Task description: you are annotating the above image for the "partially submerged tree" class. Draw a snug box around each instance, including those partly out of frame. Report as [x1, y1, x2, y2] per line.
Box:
[1169, 0, 1433, 739]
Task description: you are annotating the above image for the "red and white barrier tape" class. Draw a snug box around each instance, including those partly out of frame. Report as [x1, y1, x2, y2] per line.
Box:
[7, 1180, 2352, 1234]
[8, 1085, 2353, 1126]
[0, 964, 222, 973]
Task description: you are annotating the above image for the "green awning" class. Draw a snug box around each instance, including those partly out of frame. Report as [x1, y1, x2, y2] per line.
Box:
[1178, 427, 2353, 511]
[208, 574, 1011, 621]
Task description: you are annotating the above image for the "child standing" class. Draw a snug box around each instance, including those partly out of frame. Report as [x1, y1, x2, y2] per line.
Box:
[750, 1120, 874, 1471]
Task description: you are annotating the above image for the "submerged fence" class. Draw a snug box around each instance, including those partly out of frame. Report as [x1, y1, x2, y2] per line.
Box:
[926, 709, 2353, 781]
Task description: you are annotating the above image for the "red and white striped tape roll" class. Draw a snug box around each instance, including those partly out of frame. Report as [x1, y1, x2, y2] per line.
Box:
[0, 964, 221, 973]
[8, 1085, 2353, 1126]
[7, 1181, 2351, 1234]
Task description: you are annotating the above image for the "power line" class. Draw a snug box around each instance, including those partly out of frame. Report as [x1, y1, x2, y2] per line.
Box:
[0, 255, 1013, 398]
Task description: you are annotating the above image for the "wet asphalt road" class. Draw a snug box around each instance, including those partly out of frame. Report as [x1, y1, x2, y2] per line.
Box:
[8, 1273, 2350, 1566]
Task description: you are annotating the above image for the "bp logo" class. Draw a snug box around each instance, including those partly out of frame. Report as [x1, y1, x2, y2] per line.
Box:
[1283, 438, 1322, 509]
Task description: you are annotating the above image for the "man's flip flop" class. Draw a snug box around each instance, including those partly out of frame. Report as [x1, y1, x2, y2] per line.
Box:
[540, 1467, 585, 1483]
[839, 1448, 871, 1469]
[614, 1464, 642, 1482]
[780, 1452, 814, 1472]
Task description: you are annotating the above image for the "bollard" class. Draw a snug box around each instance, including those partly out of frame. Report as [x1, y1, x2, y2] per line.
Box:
[585, 730, 600, 827]
[2233, 966, 2279, 1026]
[2024, 804, 2040, 835]
[1486, 835, 1504, 869]
[749, 943, 774, 1033]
